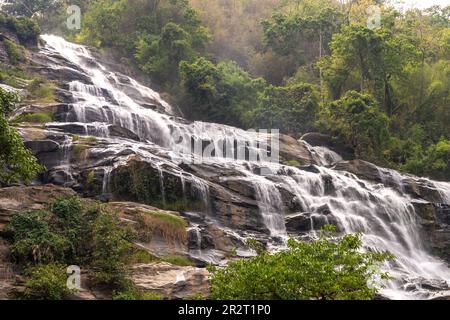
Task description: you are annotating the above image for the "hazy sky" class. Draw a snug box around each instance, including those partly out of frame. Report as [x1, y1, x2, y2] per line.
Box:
[394, 0, 450, 9]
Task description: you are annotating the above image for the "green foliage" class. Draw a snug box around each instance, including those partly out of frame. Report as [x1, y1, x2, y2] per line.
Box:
[179, 57, 265, 126]
[5, 196, 142, 299]
[23, 263, 73, 300]
[162, 254, 194, 267]
[209, 229, 393, 300]
[0, 13, 41, 44]
[3, 0, 57, 18]
[13, 112, 54, 124]
[128, 249, 160, 264]
[3, 39, 25, 65]
[0, 89, 44, 185]
[80, 0, 210, 86]
[6, 210, 72, 264]
[27, 79, 56, 103]
[113, 282, 164, 300]
[247, 83, 319, 136]
[89, 211, 132, 286]
[403, 139, 450, 181]
[322, 91, 390, 163]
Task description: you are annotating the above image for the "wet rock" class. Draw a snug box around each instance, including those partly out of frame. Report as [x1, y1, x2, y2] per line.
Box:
[285, 212, 336, 233]
[411, 200, 437, 223]
[334, 160, 444, 203]
[130, 262, 210, 299]
[285, 213, 313, 232]
[24, 140, 60, 155]
[279, 134, 314, 165]
[108, 125, 141, 141]
[301, 132, 354, 160]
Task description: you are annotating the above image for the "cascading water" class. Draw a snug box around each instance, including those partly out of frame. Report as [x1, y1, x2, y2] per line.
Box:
[36, 35, 450, 300]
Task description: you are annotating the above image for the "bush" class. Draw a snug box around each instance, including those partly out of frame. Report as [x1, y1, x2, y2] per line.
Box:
[3, 39, 24, 65]
[113, 282, 164, 300]
[1, 89, 43, 184]
[6, 210, 72, 264]
[23, 263, 72, 300]
[89, 211, 132, 286]
[209, 227, 393, 300]
[134, 210, 187, 244]
[13, 112, 54, 124]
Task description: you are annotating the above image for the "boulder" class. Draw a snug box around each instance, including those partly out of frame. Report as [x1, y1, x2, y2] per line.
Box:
[279, 134, 314, 165]
[0, 185, 76, 231]
[24, 140, 60, 155]
[301, 132, 354, 160]
[130, 262, 210, 299]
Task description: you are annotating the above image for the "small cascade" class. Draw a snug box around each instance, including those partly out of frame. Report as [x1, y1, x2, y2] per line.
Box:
[251, 177, 286, 236]
[102, 167, 113, 196]
[310, 146, 343, 167]
[434, 181, 450, 204]
[155, 163, 166, 208]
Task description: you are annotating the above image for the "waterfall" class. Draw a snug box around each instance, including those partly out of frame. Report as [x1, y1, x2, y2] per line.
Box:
[36, 34, 450, 300]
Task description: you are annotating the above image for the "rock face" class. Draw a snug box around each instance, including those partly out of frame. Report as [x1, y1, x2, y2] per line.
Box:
[334, 160, 445, 203]
[301, 132, 354, 160]
[0, 185, 76, 231]
[130, 263, 210, 299]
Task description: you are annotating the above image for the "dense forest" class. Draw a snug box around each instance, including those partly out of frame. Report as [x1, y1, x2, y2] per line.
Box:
[2, 0, 450, 180]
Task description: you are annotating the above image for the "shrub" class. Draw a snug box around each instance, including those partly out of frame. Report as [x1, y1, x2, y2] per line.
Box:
[209, 227, 393, 300]
[89, 211, 132, 287]
[134, 210, 187, 244]
[113, 282, 164, 300]
[3, 39, 24, 65]
[23, 263, 72, 300]
[163, 254, 194, 267]
[128, 248, 159, 264]
[27, 79, 55, 103]
[13, 112, 54, 124]
[6, 210, 72, 264]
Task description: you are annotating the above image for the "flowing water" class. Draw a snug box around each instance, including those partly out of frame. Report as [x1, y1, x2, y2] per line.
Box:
[36, 35, 450, 300]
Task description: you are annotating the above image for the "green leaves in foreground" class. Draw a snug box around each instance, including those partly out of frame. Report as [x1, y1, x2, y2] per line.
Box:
[0, 88, 43, 185]
[209, 228, 393, 300]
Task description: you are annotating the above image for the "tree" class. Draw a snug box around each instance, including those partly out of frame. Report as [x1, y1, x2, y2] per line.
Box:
[3, 0, 59, 18]
[248, 83, 319, 137]
[209, 227, 393, 300]
[322, 91, 390, 163]
[320, 25, 420, 115]
[0, 89, 43, 185]
[179, 57, 265, 126]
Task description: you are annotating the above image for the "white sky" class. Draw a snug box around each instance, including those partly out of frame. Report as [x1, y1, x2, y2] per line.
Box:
[392, 0, 450, 9]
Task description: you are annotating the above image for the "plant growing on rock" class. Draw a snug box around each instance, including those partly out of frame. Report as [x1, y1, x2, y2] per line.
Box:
[209, 226, 393, 300]
[0, 88, 44, 185]
[23, 263, 73, 300]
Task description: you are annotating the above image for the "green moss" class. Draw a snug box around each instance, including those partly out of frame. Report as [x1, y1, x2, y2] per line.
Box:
[3, 39, 25, 65]
[162, 254, 194, 267]
[128, 248, 160, 264]
[72, 144, 88, 158]
[86, 170, 95, 186]
[13, 112, 54, 124]
[72, 135, 97, 143]
[148, 211, 187, 229]
[113, 282, 164, 300]
[283, 159, 301, 167]
[27, 78, 55, 103]
[134, 210, 187, 244]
